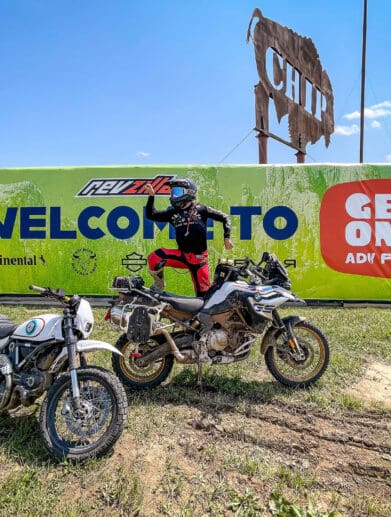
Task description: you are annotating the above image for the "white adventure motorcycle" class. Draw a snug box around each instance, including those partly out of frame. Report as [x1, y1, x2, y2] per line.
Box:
[106, 252, 330, 389]
[0, 286, 128, 461]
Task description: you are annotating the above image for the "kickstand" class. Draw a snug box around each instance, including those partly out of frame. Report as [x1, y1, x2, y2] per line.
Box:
[197, 361, 203, 389]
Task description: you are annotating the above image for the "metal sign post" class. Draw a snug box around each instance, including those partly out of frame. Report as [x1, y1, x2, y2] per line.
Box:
[248, 8, 334, 164]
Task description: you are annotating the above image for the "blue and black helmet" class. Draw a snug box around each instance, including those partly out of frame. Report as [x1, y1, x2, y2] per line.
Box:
[168, 178, 197, 208]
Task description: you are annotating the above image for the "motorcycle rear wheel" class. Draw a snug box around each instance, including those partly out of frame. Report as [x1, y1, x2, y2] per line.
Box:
[264, 320, 329, 388]
[39, 367, 127, 461]
[112, 333, 174, 389]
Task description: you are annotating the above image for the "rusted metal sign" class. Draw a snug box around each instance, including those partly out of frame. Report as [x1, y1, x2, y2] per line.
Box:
[247, 8, 334, 163]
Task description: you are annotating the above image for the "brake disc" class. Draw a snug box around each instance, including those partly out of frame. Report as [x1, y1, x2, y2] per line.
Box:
[61, 386, 111, 437]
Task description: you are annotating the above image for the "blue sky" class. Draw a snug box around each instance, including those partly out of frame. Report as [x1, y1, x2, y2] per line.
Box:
[0, 0, 390, 167]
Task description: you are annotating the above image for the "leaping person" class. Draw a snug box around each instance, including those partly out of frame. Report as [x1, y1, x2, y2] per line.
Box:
[144, 178, 234, 297]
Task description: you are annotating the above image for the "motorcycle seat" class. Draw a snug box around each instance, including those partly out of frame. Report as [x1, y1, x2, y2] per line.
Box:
[153, 292, 204, 314]
[0, 314, 17, 338]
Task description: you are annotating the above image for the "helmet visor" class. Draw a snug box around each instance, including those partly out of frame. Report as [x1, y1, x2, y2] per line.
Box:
[171, 186, 185, 199]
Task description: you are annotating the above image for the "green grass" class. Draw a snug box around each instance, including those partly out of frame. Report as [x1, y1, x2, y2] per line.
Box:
[0, 304, 390, 516]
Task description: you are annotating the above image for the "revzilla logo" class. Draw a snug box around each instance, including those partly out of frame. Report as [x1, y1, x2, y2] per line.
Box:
[320, 179, 391, 277]
[76, 175, 174, 197]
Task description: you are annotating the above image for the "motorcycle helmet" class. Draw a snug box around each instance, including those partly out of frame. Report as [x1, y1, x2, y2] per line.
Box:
[168, 178, 197, 208]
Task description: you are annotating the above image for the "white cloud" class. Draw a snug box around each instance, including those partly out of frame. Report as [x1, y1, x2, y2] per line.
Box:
[373, 101, 391, 109]
[386, 154, 391, 162]
[344, 101, 391, 120]
[344, 111, 360, 120]
[334, 124, 360, 136]
[136, 151, 151, 157]
[371, 120, 381, 128]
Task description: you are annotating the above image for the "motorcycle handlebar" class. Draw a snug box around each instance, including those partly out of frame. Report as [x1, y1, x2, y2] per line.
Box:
[249, 266, 266, 280]
[29, 285, 48, 294]
[29, 285, 68, 301]
[232, 254, 288, 284]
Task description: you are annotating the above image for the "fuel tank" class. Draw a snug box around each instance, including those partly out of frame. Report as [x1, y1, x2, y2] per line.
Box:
[12, 314, 63, 342]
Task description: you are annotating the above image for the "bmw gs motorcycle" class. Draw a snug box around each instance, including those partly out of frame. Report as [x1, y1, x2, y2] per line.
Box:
[106, 252, 330, 389]
[0, 286, 128, 461]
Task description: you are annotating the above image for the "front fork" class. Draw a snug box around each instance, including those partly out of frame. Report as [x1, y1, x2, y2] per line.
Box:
[272, 310, 305, 360]
[63, 308, 82, 408]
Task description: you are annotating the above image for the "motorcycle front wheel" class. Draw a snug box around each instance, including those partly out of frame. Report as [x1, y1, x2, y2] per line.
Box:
[112, 333, 174, 389]
[39, 367, 127, 461]
[264, 320, 330, 388]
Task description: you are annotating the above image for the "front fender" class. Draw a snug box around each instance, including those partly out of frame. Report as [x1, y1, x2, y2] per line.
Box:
[48, 340, 123, 373]
[76, 339, 123, 356]
[260, 315, 306, 354]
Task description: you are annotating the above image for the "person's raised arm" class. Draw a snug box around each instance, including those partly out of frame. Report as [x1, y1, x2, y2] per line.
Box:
[144, 183, 155, 196]
[144, 183, 172, 222]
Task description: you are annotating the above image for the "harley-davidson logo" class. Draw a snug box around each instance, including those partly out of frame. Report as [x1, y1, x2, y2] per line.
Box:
[121, 252, 147, 272]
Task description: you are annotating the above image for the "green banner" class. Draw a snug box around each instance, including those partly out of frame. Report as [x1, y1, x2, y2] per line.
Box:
[1, 164, 391, 300]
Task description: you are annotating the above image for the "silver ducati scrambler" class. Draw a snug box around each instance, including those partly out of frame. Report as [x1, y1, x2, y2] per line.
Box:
[0, 286, 127, 461]
[106, 252, 330, 389]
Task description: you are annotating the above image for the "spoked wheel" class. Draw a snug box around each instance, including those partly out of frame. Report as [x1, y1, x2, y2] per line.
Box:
[40, 367, 127, 461]
[265, 320, 330, 388]
[112, 333, 174, 389]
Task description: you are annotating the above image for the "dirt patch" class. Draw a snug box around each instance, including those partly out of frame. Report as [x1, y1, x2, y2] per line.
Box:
[4, 385, 391, 516]
[104, 398, 391, 516]
[348, 361, 391, 409]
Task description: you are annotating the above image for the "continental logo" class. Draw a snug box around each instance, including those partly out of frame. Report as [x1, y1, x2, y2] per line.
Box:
[76, 175, 174, 197]
[320, 179, 391, 278]
[0, 254, 46, 266]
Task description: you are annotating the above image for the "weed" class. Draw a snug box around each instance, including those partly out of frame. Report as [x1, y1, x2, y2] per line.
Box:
[223, 450, 274, 480]
[227, 488, 262, 516]
[339, 393, 363, 410]
[159, 461, 184, 501]
[348, 494, 391, 517]
[276, 465, 318, 493]
[0, 410, 48, 462]
[0, 467, 59, 516]
[97, 466, 143, 515]
[198, 443, 218, 463]
[269, 492, 338, 517]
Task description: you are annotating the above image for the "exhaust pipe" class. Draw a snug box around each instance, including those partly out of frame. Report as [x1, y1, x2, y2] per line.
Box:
[0, 355, 13, 409]
[154, 328, 186, 362]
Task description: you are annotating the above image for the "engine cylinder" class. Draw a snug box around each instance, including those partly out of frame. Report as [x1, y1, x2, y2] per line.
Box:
[209, 330, 228, 351]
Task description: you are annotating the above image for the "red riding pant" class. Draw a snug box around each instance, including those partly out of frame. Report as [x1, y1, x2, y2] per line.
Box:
[147, 248, 210, 297]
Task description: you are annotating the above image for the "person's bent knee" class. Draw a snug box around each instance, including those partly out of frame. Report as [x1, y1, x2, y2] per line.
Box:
[147, 251, 166, 271]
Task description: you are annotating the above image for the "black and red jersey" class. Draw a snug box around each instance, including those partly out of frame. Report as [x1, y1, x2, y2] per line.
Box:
[146, 197, 231, 254]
